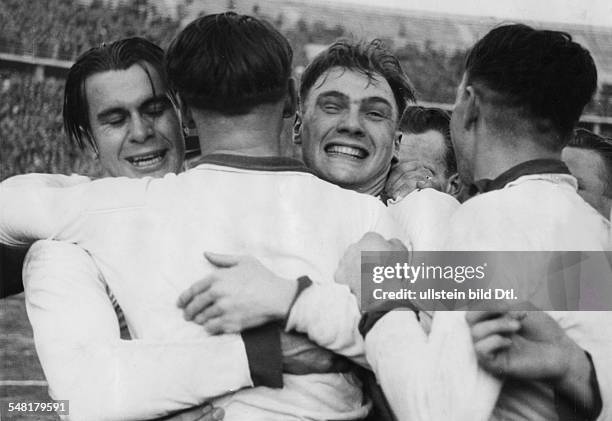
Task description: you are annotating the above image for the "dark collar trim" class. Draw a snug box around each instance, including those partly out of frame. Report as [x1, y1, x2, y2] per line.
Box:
[192, 153, 315, 175]
[471, 159, 571, 194]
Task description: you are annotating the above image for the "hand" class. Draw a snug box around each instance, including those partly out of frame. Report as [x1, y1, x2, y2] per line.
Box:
[335, 232, 409, 307]
[153, 403, 224, 421]
[385, 161, 442, 201]
[281, 332, 349, 374]
[466, 310, 580, 382]
[177, 253, 297, 334]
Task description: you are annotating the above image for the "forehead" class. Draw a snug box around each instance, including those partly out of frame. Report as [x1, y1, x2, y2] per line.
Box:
[305, 67, 396, 109]
[399, 130, 447, 163]
[85, 63, 165, 113]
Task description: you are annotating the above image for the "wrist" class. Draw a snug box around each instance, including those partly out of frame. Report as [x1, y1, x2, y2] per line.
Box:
[552, 338, 588, 388]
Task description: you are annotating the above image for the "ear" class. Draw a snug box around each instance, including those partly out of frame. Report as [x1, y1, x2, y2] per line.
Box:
[293, 112, 303, 145]
[445, 173, 465, 200]
[391, 131, 402, 164]
[283, 77, 297, 119]
[462, 85, 479, 131]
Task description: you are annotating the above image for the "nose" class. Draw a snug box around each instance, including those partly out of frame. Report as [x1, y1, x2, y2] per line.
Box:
[129, 114, 153, 144]
[337, 106, 365, 137]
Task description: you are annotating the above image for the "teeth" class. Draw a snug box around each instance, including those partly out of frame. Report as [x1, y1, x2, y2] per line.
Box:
[127, 151, 165, 167]
[326, 145, 367, 158]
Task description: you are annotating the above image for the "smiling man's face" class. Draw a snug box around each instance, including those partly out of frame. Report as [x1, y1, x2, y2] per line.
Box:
[85, 63, 184, 178]
[297, 67, 400, 194]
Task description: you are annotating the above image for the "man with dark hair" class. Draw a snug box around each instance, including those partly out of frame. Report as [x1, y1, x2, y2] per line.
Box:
[0, 13, 404, 420]
[64, 36, 184, 177]
[16, 37, 227, 421]
[390, 105, 466, 201]
[1, 37, 186, 299]
[441, 24, 611, 420]
[563, 128, 612, 217]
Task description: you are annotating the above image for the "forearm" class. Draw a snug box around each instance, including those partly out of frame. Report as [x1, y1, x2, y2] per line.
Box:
[24, 241, 280, 421]
[285, 281, 367, 366]
[37, 335, 253, 421]
[364, 311, 501, 421]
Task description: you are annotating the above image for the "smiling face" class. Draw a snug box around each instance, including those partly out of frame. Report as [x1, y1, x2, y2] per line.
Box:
[297, 67, 400, 194]
[85, 63, 184, 178]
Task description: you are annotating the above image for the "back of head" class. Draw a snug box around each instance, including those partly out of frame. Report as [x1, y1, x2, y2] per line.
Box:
[464, 24, 597, 149]
[299, 39, 415, 119]
[64, 37, 169, 152]
[400, 106, 456, 175]
[166, 12, 293, 115]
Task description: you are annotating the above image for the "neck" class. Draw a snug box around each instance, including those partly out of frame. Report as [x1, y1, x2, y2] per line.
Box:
[192, 105, 284, 158]
[471, 135, 561, 182]
[356, 174, 387, 197]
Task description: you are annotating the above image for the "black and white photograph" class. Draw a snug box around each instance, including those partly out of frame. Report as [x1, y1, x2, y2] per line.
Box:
[1, 0, 611, 420]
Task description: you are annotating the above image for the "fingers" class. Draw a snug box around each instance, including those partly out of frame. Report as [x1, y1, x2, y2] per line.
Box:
[204, 252, 242, 268]
[177, 277, 214, 308]
[194, 303, 224, 325]
[183, 290, 216, 320]
[474, 334, 512, 374]
[470, 316, 521, 342]
[203, 317, 233, 334]
[386, 161, 421, 187]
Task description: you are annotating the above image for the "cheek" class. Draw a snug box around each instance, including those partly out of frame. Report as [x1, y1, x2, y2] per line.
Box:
[370, 125, 397, 157]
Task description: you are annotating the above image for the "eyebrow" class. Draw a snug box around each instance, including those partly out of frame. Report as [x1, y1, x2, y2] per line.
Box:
[317, 91, 394, 111]
[316, 90, 349, 102]
[361, 96, 394, 111]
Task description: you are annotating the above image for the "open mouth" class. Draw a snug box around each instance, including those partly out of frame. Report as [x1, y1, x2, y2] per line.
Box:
[125, 149, 168, 168]
[324, 144, 369, 159]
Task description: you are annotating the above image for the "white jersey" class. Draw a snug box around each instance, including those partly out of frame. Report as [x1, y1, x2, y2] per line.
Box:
[445, 172, 612, 421]
[2, 154, 400, 421]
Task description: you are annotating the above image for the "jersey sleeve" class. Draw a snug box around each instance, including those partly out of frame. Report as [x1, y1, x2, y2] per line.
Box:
[388, 188, 459, 251]
[0, 174, 91, 247]
[364, 310, 501, 421]
[23, 240, 256, 421]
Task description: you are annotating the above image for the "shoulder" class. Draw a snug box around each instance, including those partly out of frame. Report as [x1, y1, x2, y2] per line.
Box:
[390, 188, 459, 216]
[1, 173, 91, 188]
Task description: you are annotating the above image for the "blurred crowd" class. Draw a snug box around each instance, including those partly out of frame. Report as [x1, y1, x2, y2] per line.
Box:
[1, 0, 609, 181]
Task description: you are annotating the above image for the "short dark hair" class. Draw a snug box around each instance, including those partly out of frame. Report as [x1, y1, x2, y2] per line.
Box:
[464, 24, 597, 144]
[569, 128, 612, 195]
[299, 39, 415, 119]
[166, 12, 293, 115]
[64, 37, 171, 152]
[400, 106, 456, 175]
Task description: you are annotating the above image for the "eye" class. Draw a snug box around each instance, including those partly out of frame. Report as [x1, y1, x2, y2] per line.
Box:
[322, 102, 341, 113]
[144, 99, 171, 117]
[366, 110, 385, 120]
[105, 114, 126, 126]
